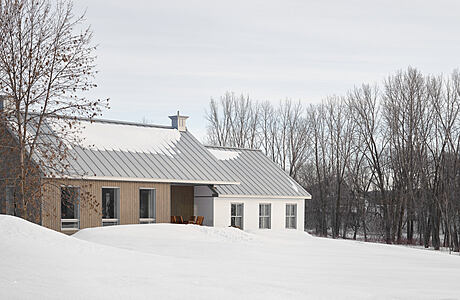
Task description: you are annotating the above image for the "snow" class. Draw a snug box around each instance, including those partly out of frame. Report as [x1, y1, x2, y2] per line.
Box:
[208, 148, 240, 160]
[290, 179, 299, 193]
[1, 215, 460, 299]
[57, 120, 181, 155]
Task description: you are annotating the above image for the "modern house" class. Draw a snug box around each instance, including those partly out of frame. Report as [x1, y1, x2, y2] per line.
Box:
[0, 108, 311, 233]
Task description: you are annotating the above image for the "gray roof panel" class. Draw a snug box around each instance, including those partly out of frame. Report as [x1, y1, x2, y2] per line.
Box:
[41, 118, 239, 184]
[206, 145, 311, 198]
[35, 117, 309, 198]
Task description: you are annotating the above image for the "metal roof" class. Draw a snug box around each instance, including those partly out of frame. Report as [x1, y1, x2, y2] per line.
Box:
[33, 117, 310, 198]
[206, 146, 311, 199]
[40, 118, 240, 185]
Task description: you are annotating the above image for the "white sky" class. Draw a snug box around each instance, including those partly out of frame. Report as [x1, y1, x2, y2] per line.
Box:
[75, 0, 460, 140]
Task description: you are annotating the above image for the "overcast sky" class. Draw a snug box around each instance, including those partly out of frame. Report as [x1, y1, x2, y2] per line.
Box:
[75, 0, 460, 140]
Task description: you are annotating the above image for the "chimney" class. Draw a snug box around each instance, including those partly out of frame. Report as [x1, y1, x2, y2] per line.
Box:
[169, 111, 189, 132]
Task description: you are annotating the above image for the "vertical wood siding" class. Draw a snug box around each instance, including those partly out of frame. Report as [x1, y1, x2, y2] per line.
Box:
[170, 185, 194, 219]
[41, 179, 171, 233]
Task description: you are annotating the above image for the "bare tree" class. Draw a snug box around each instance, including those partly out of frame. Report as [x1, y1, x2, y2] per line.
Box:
[205, 68, 460, 251]
[0, 0, 108, 221]
[427, 71, 460, 251]
[260, 101, 277, 162]
[306, 103, 330, 236]
[347, 84, 392, 243]
[205, 92, 260, 149]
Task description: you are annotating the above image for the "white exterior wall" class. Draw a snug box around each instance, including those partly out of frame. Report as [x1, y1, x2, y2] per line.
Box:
[213, 197, 305, 231]
[193, 186, 214, 226]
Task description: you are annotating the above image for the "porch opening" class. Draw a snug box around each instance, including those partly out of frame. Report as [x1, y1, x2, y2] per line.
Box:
[170, 185, 213, 226]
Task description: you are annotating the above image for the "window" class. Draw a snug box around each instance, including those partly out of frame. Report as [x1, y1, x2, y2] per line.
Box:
[61, 186, 80, 230]
[259, 203, 271, 229]
[102, 188, 120, 226]
[231, 203, 244, 229]
[5, 186, 16, 216]
[286, 204, 297, 229]
[139, 189, 156, 224]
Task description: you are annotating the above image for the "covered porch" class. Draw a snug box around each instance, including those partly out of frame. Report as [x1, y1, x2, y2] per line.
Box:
[170, 185, 214, 226]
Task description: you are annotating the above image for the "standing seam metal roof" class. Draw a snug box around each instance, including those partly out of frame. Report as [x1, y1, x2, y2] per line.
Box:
[40, 118, 239, 185]
[205, 145, 311, 198]
[36, 117, 310, 198]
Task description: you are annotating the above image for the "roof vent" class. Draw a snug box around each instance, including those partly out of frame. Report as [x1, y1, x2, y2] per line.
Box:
[169, 111, 189, 132]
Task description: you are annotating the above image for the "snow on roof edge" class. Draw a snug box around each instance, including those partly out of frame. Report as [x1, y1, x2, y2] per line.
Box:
[208, 148, 240, 161]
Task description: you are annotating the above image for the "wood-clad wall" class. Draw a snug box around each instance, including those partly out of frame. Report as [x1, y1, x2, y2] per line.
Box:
[170, 185, 194, 219]
[41, 179, 171, 233]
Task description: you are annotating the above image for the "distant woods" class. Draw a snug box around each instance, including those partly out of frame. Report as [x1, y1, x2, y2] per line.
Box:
[205, 67, 460, 252]
[206, 93, 308, 178]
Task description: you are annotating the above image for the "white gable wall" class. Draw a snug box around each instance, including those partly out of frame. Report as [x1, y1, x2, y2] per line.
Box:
[213, 196, 305, 231]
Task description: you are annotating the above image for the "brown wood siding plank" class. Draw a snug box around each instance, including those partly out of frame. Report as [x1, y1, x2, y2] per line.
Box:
[170, 185, 194, 220]
[41, 179, 171, 232]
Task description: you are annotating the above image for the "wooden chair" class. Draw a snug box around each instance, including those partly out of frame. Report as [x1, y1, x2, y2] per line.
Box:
[177, 216, 185, 224]
[196, 216, 204, 226]
[170, 216, 177, 223]
[188, 216, 197, 224]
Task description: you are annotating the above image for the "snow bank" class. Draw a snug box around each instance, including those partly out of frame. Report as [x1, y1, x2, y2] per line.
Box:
[2, 215, 460, 300]
[73, 223, 253, 256]
[208, 148, 240, 160]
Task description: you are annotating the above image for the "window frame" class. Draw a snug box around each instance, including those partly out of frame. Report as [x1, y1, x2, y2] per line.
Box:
[285, 203, 297, 229]
[259, 203, 271, 229]
[102, 187, 120, 226]
[60, 185, 80, 231]
[230, 203, 244, 229]
[139, 188, 156, 224]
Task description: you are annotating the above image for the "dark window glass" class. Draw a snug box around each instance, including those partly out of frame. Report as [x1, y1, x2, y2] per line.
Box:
[61, 187, 79, 219]
[139, 189, 155, 221]
[231, 203, 243, 229]
[5, 186, 16, 216]
[139, 190, 149, 219]
[102, 188, 116, 219]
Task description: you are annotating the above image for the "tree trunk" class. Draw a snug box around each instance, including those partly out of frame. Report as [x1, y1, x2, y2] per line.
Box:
[362, 210, 368, 242]
[452, 222, 459, 253]
[424, 215, 431, 248]
[431, 206, 441, 250]
[396, 197, 405, 244]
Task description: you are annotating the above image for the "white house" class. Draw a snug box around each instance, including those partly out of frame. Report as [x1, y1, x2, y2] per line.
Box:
[0, 105, 311, 233]
[194, 146, 309, 231]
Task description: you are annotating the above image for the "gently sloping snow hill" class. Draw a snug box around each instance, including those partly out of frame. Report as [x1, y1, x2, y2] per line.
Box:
[1, 215, 460, 300]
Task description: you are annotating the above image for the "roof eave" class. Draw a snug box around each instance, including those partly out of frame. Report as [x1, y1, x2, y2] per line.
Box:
[48, 175, 240, 186]
[217, 194, 311, 200]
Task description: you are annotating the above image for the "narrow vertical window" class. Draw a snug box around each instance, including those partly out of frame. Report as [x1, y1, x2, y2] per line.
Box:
[102, 187, 120, 226]
[286, 204, 297, 229]
[5, 186, 16, 216]
[230, 203, 244, 229]
[139, 189, 156, 224]
[61, 186, 80, 230]
[259, 203, 271, 229]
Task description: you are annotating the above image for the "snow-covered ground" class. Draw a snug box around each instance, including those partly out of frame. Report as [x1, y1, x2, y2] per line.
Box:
[1, 215, 460, 299]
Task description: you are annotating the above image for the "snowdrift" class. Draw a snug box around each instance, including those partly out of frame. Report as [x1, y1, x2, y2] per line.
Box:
[1, 214, 460, 299]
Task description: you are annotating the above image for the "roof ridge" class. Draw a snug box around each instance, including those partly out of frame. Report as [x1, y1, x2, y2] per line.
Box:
[69, 116, 174, 129]
[205, 145, 262, 152]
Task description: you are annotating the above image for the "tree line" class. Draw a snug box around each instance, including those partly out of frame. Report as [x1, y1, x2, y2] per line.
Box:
[206, 67, 460, 251]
